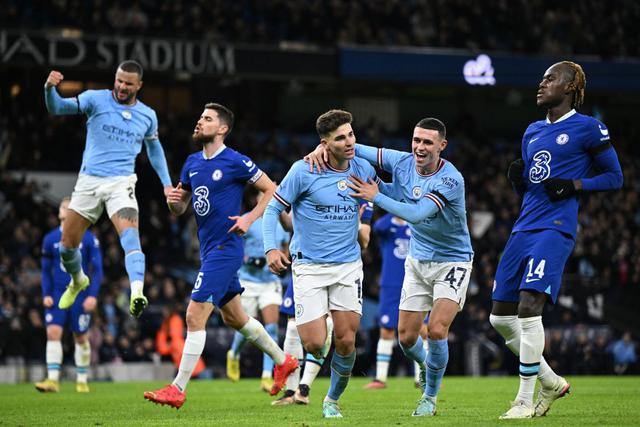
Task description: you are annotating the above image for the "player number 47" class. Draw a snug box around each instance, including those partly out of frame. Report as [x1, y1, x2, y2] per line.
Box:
[444, 267, 467, 291]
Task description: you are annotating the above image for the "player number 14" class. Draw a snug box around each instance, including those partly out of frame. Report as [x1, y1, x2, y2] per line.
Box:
[525, 258, 546, 282]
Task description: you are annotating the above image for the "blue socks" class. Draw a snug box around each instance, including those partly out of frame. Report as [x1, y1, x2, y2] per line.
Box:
[327, 350, 355, 401]
[230, 331, 246, 357]
[425, 338, 448, 398]
[60, 245, 83, 274]
[400, 336, 428, 369]
[262, 323, 278, 374]
[120, 228, 145, 285]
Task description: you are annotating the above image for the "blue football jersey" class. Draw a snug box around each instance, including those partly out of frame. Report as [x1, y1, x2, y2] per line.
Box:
[376, 148, 473, 262]
[515, 110, 612, 238]
[73, 89, 159, 176]
[374, 214, 410, 288]
[238, 217, 289, 283]
[360, 200, 374, 225]
[180, 145, 263, 261]
[41, 227, 102, 298]
[266, 158, 378, 263]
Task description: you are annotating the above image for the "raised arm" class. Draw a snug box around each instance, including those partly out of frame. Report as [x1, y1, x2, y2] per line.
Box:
[44, 71, 82, 115]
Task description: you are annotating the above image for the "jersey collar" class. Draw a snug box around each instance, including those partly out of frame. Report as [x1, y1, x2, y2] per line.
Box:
[202, 144, 226, 160]
[546, 109, 576, 124]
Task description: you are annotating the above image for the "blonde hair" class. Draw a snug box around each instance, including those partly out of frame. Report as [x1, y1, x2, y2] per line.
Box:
[559, 61, 586, 109]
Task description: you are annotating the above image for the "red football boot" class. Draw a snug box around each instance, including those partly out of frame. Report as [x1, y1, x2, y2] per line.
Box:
[144, 384, 186, 409]
[270, 354, 299, 396]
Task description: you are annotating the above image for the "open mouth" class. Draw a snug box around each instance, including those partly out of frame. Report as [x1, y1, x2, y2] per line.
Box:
[415, 152, 427, 161]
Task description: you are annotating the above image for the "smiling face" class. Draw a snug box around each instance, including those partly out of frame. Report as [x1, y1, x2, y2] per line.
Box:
[192, 108, 229, 144]
[411, 127, 447, 172]
[321, 123, 356, 166]
[536, 63, 573, 108]
[113, 68, 142, 105]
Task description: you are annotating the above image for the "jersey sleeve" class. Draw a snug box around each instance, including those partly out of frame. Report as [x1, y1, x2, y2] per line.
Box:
[179, 157, 193, 191]
[373, 215, 391, 237]
[144, 110, 160, 141]
[425, 171, 464, 213]
[378, 148, 411, 173]
[235, 153, 263, 184]
[583, 118, 612, 153]
[272, 161, 305, 209]
[76, 90, 99, 115]
[359, 201, 374, 225]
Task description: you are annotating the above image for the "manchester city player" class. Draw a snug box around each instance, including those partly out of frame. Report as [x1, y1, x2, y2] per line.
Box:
[263, 110, 378, 418]
[44, 60, 172, 317]
[144, 103, 298, 409]
[308, 117, 474, 417]
[226, 191, 290, 392]
[490, 61, 623, 419]
[35, 197, 103, 393]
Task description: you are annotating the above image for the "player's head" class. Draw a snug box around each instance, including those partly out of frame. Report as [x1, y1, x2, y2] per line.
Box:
[193, 103, 235, 144]
[316, 109, 356, 163]
[412, 118, 447, 170]
[537, 61, 586, 109]
[113, 60, 144, 105]
[58, 196, 71, 225]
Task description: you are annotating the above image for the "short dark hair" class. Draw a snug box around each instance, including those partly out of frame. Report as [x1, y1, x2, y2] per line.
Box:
[316, 109, 353, 138]
[118, 60, 144, 79]
[205, 102, 235, 135]
[415, 117, 446, 139]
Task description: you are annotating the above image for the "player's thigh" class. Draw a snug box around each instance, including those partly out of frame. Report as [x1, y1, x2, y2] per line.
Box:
[399, 256, 433, 312]
[493, 232, 529, 303]
[432, 260, 473, 311]
[331, 310, 361, 345]
[291, 262, 330, 326]
[428, 298, 460, 339]
[378, 285, 402, 330]
[67, 174, 106, 226]
[260, 304, 280, 324]
[296, 315, 328, 350]
[519, 229, 574, 304]
[44, 306, 67, 339]
[105, 175, 140, 232]
[328, 260, 364, 316]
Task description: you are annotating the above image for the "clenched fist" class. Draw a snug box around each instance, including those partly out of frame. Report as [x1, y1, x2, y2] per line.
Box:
[45, 71, 64, 88]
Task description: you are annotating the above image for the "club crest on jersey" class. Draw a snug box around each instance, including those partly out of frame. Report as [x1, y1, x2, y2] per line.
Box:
[212, 169, 223, 181]
[121, 110, 132, 120]
[337, 180, 348, 191]
[412, 186, 422, 198]
[556, 133, 569, 145]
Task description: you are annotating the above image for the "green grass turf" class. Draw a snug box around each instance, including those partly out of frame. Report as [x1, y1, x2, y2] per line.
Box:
[1, 376, 639, 426]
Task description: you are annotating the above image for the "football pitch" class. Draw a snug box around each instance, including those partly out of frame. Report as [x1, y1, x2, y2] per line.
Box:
[2, 376, 639, 426]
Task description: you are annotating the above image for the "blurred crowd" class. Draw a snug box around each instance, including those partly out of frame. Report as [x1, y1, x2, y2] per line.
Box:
[1, 0, 639, 59]
[1, 95, 639, 377]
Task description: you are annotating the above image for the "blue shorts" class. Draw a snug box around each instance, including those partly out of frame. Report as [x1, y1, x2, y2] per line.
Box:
[493, 229, 574, 304]
[191, 253, 244, 307]
[45, 290, 92, 334]
[280, 277, 295, 317]
[378, 285, 402, 329]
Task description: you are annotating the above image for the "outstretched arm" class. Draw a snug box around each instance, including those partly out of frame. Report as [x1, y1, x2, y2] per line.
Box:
[228, 173, 276, 235]
[144, 139, 173, 194]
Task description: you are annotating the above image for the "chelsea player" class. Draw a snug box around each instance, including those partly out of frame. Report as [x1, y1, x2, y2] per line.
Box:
[263, 110, 378, 418]
[144, 103, 298, 409]
[226, 191, 290, 392]
[44, 60, 172, 317]
[35, 197, 103, 393]
[490, 61, 623, 419]
[308, 117, 473, 417]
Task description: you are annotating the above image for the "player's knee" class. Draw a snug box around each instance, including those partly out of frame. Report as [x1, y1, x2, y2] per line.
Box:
[74, 333, 88, 344]
[119, 227, 142, 253]
[46, 327, 62, 341]
[398, 328, 418, 349]
[185, 310, 206, 331]
[221, 313, 244, 330]
[518, 291, 546, 317]
[427, 321, 449, 340]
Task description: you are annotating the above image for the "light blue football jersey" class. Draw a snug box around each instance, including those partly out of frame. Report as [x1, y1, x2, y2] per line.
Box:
[238, 217, 288, 283]
[264, 158, 378, 263]
[75, 89, 159, 176]
[371, 147, 473, 262]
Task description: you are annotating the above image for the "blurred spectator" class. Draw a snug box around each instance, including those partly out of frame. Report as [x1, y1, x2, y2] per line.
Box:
[609, 331, 638, 374]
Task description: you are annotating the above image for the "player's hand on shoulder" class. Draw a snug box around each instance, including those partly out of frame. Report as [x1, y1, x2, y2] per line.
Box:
[45, 71, 64, 88]
[303, 144, 329, 173]
[347, 175, 379, 202]
[266, 249, 291, 274]
[83, 296, 97, 312]
[43, 296, 54, 308]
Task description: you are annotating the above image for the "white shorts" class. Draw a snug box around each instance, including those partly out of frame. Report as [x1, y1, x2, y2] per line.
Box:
[399, 256, 473, 313]
[69, 174, 139, 224]
[292, 260, 363, 325]
[239, 280, 283, 317]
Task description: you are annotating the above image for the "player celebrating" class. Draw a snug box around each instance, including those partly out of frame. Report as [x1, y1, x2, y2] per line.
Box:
[44, 60, 173, 317]
[490, 61, 623, 419]
[143, 103, 298, 409]
[226, 191, 290, 392]
[364, 214, 411, 389]
[263, 110, 378, 418]
[35, 197, 103, 393]
[307, 117, 473, 417]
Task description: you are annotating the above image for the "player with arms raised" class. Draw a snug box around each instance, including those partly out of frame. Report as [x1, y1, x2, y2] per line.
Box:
[143, 103, 298, 409]
[44, 60, 172, 317]
[490, 61, 623, 419]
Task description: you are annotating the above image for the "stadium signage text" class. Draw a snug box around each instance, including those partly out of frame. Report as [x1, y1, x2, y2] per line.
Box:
[0, 31, 235, 75]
